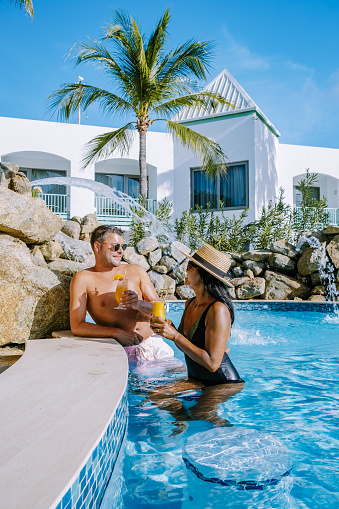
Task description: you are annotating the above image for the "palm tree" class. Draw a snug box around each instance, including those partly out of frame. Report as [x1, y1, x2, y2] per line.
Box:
[48, 9, 231, 198]
[9, 0, 34, 19]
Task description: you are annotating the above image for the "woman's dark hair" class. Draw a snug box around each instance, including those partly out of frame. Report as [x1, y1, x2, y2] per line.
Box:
[196, 266, 235, 324]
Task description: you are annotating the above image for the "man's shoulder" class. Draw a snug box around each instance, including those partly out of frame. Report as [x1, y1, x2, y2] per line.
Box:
[72, 267, 96, 281]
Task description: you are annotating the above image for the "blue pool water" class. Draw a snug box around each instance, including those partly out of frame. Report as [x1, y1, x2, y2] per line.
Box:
[101, 303, 339, 509]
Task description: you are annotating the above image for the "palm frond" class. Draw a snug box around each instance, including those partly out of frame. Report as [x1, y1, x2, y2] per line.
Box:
[10, 0, 34, 18]
[82, 123, 136, 168]
[165, 120, 228, 177]
[144, 9, 171, 69]
[47, 83, 133, 121]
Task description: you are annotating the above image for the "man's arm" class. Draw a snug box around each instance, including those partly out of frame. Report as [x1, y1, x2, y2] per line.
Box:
[69, 272, 143, 346]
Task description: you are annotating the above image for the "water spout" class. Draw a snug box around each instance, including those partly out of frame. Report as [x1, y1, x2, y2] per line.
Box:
[31, 176, 175, 242]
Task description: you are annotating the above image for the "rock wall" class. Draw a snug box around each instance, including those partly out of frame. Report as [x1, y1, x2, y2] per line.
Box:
[0, 162, 338, 347]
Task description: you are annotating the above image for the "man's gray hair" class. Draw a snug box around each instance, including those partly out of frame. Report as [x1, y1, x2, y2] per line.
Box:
[90, 225, 124, 250]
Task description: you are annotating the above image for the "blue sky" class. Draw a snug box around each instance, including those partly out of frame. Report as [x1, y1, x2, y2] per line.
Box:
[1, 0, 339, 148]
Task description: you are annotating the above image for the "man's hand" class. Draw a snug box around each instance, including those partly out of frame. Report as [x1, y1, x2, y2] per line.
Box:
[120, 290, 140, 310]
[113, 329, 144, 346]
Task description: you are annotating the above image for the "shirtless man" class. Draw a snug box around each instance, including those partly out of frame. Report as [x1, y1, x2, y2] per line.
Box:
[70, 225, 159, 347]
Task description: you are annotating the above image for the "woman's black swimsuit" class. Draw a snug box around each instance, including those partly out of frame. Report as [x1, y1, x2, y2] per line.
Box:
[178, 298, 244, 386]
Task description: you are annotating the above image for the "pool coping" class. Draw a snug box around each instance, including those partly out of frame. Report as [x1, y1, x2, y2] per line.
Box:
[0, 334, 129, 509]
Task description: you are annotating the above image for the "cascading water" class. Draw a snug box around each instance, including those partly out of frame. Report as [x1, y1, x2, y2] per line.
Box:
[296, 235, 338, 312]
[31, 176, 175, 242]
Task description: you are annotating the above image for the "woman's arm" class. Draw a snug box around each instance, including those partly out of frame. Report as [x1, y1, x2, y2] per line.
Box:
[151, 302, 231, 372]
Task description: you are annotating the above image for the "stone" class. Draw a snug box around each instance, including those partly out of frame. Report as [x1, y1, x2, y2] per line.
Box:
[326, 234, 339, 269]
[230, 276, 250, 287]
[232, 266, 244, 277]
[30, 246, 49, 268]
[242, 250, 270, 262]
[297, 247, 327, 276]
[243, 269, 254, 279]
[267, 253, 295, 271]
[152, 265, 168, 274]
[0, 234, 71, 345]
[336, 270, 339, 283]
[323, 225, 339, 235]
[40, 240, 63, 261]
[81, 213, 99, 225]
[122, 246, 150, 271]
[311, 285, 325, 295]
[228, 287, 236, 300]
[80, 214, 101, 242]
[0, 187, 63, 244]
[176, 285, 195, 300]
[160, 255, 177, 272]
[70, 216, 82, 225]
[270, 240, 297, 259]
[0, 162, 31, 195]
[264, 270, 310, 300]
[164, 241, 190, 263]
[61, 220, 81, 239]
[228, 252, 243, 263]
[311, 272, 322, 286]
[236, 277, 266, 300]
[137, 236, 158, 255]
[242, 260, 265, 276]
[308, 295, 326, 302]
[171, 261, 188, 284]
[148, 248, 162, 267]
[47, 259, 91, 275]
[55, 231, 95, 265]
[148, 271, 176, 294]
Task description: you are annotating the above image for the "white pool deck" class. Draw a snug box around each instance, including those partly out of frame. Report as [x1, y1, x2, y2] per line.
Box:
[0, 332, 128, 509]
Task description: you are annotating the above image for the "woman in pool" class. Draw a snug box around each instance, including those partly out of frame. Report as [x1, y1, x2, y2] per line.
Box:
[150, 243, 243, 386]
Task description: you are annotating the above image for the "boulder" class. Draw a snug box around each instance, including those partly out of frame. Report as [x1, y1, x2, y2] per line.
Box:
[243, 269, 254, 279]
[308, 295, 326, 302]
[80, 214, 101, 242]
[324, 225, 339, 235]
[0, 187, 63, 244]
[122, 246, 150, 271]
[242, 260, 265, 276]
[61, 220, 81, 239]
[267, 253, 295, 271]
[228, 287, 236, 300]
[148, 248, 162, 267]
[0, 162, 31, 195]
[148, 271, 176, 294]
[230, 276, 250, 287]
[0, 234, 71, 345]
[326, 234, 339, 269]
[176, 285, 195, 300]
[236, 277, 266, 299]
[337, 270, 339, 283]
[152, 265, 168, 274]
[55, 231, 95, 265]
[137, 236, 158, 255]
[164, 241, 190, 263]
[30, 246, 49, 268]
[160, 255, 177, 272]
[310, 272, 322, 286]
[171, 261, 188, 284]
[242, 250, 270, 262]
[228, 252, 243, 263]
[40, 240, 63, 261]
[232, 266, 244, 277]
[264, 270, 310, 300]
[47, 259, 91, 275]
[297, 247, 327, 276]
[270, 240, 297, 259]
[70, 216, 82, 225]
[311, 285, 325, 295]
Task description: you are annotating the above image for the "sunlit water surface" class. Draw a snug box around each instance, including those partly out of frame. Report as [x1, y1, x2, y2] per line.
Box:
[101, 304, 339, 509]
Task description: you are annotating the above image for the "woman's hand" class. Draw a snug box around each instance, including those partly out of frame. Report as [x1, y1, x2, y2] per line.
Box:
[150, 316, 178, 342]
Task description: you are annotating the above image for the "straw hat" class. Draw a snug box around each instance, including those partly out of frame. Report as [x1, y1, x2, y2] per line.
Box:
[180, 243, 234, 288]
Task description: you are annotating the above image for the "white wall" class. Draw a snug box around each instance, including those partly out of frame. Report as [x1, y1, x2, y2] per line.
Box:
[278, 144, 339, 207]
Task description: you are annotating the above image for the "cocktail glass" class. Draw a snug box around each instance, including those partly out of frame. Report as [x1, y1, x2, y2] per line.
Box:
[151, 300, 166, 323]
[115, 277, 129, 309]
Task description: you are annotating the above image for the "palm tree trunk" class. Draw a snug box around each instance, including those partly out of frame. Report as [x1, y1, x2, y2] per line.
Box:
[139, 129, 147, 198]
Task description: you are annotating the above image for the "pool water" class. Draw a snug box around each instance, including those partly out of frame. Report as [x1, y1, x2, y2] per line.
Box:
[101, 304, 339, 509]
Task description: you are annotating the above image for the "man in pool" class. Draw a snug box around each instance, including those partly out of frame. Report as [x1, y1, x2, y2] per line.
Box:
[69, 225, 174, 360]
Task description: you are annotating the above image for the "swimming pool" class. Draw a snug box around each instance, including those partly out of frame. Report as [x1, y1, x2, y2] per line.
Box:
[101, 302, 339, 509]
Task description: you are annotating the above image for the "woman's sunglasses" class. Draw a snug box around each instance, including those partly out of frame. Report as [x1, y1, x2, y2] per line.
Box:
[186, 260, 198, 270]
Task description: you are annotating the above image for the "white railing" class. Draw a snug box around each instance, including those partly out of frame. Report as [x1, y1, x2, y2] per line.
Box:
[41, 193, 70, 221]
[294, 207, 339, 226]
[95, 197, 157, 226]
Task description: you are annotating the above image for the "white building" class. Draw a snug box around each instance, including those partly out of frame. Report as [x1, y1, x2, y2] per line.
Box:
[1, 69, 338, 226]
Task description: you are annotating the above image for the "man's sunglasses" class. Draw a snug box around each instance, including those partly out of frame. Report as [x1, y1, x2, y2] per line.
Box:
[102, 242, 127, 251]
[186, 260, 198, 269]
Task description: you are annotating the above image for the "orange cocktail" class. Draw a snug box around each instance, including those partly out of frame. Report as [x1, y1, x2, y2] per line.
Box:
[115, 277, 128, 309]
[152, 300, 166, 322]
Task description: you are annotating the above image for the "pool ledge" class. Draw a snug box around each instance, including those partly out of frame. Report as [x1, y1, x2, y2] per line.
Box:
[0, 334, 128, 509]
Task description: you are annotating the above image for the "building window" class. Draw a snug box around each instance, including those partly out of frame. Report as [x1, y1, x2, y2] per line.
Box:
[294, 186, 320, 207]
[191, 162, 248, 210]
[95, 173, 140, 199]
[21, 168, 67, 195]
